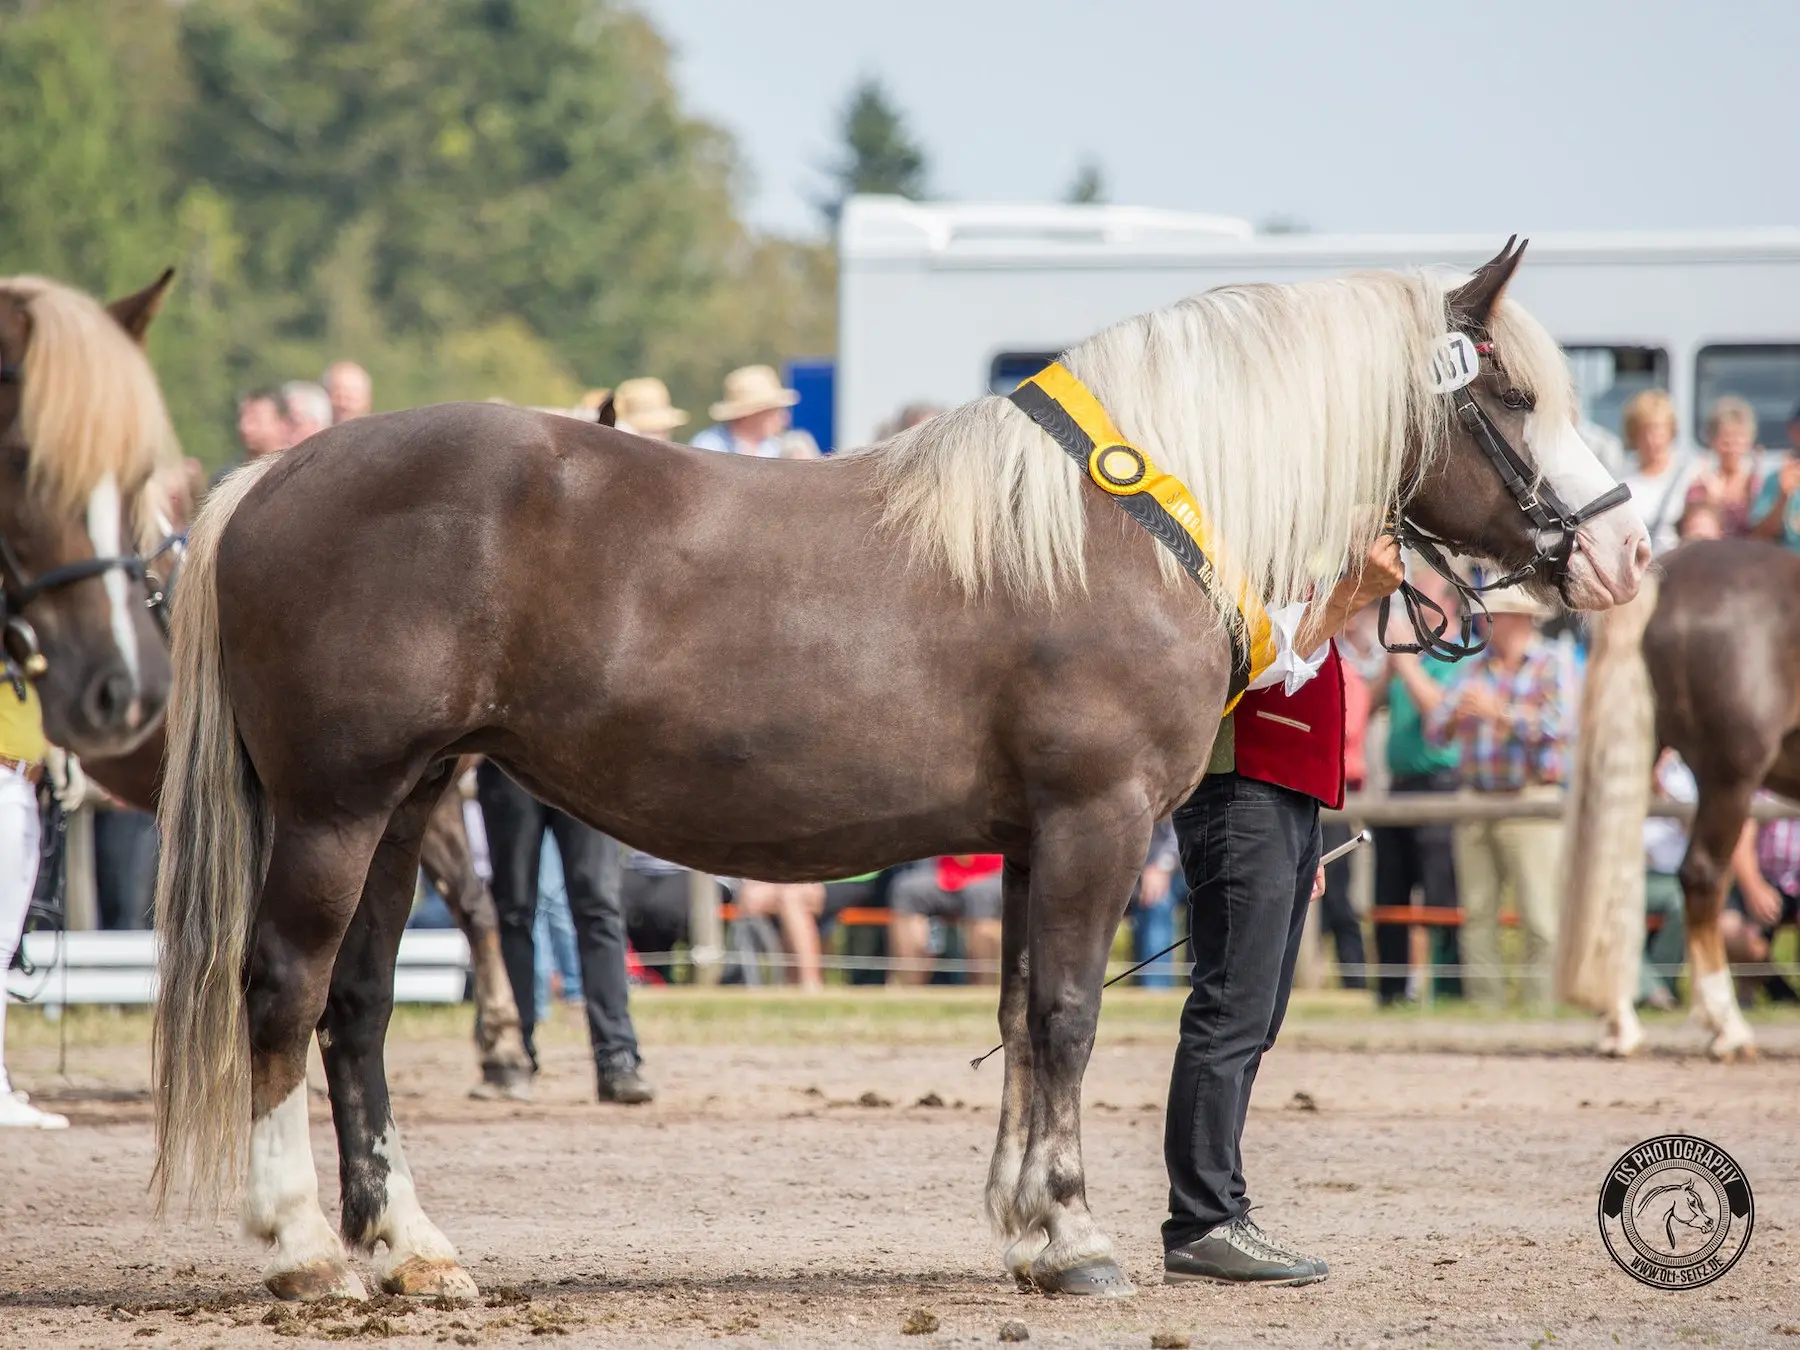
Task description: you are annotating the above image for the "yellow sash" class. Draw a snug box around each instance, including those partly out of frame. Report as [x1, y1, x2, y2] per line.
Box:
[1009, 362, 1276, 709]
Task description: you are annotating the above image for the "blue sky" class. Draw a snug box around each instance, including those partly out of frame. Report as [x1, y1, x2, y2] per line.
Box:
[643, 0, 1799, 238]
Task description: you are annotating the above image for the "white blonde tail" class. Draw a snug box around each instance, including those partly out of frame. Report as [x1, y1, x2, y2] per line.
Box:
[151, 459, 278, 1211]
[1556, 574, 1659, 1011]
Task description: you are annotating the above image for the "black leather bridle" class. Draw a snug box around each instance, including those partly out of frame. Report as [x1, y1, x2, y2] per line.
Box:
[1380, 334, 1633, 661]
[0, 359, 184, 698]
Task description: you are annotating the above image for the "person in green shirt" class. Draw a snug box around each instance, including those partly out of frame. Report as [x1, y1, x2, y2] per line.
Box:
[1370, 570, 1466, 1006]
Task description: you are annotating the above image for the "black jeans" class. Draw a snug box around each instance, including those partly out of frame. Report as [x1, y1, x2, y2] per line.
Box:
[621, 870, 689, 962]
[93, 809, 157, 930]
[476, 762, 640, 1073]
[1163, 773, 1319, 1250]
[1318, 820, 1366, 989]
[1371, 771, 1463, 1004]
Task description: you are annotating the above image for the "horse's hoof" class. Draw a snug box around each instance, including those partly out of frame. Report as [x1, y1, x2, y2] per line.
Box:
[469, 1064, 535, 1102]
[1003, 1230, 1048, 1280]
[265, 1260, 368, 1302]
[1032, 1258, 1136, 1298]
[1599, 1028, 1643, 1058]
[1711, 1038, 1758, 1063]
[381, 1256, 479, 1301]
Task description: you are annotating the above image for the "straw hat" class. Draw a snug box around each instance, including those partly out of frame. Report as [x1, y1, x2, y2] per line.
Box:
[1482, 585, 1552, 620]
[612, 377, 688, 433]
[709, 364, 799, 422]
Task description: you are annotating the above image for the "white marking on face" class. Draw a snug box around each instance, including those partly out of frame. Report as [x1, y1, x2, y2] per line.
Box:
[1523, 413, 1650, 605]
[85, 473, 141, 696]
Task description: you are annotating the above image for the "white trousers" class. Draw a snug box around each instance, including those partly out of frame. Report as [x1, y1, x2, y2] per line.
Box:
[0, 768, 43, 1093]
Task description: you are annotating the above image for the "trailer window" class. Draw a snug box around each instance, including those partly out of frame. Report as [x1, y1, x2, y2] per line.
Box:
[989, 352, 1060, 396]
[1564, 346, 1668, 441]
[1695, 345, 1800, 448]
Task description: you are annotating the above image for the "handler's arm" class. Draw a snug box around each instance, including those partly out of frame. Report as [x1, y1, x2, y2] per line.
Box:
[1248, 535, 1406, 695]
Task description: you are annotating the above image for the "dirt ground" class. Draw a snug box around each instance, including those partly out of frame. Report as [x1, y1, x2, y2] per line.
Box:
[1, 993, 1797, 1349]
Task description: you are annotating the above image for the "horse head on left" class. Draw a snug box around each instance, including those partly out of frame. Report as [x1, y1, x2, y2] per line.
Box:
[0, 270, 179, 756]
[1399, 237, 1651, 615]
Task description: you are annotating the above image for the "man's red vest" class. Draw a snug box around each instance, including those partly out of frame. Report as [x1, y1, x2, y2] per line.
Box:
[1230, 644, 1348, 809]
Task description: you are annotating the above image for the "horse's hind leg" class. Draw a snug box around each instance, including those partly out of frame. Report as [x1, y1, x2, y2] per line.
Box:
[418, 780, 533, 1100]
[1013, 801, 1149, 1297]
[244, 812, 390, 1301]
[984, 857, 1042, 1281]
[322, 768, 480, 1299]
[1680, 782, 1758, 1060]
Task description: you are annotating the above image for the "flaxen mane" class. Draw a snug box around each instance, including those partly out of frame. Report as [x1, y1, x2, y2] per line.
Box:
[3, 275, 180, 549]
[872, 269, 1575, 616]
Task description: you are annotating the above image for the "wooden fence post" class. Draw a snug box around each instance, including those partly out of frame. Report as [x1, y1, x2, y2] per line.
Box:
[688, 869, 722, 986]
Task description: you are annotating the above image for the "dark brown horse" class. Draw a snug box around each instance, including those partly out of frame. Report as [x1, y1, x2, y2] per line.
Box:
[151, 243, 1649, 1301]
[1, 273, 177, 757]
[1619, 538, 1800, 1057]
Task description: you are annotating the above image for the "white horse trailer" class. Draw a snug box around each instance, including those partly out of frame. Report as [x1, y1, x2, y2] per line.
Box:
[837, 196, 1800, 458]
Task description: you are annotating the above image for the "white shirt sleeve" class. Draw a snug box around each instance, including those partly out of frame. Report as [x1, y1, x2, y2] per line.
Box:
[1244, 601, 1331, 695]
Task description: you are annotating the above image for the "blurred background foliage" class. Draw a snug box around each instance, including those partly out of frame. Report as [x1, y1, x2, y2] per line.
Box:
[0, 0, 837, 465]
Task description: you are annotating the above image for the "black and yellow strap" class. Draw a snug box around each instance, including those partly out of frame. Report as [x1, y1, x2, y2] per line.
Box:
[1008, 361, 1276, 710]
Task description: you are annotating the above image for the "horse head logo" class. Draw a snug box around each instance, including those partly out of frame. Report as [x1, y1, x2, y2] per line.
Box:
[1634, 1177, 1716, 1253]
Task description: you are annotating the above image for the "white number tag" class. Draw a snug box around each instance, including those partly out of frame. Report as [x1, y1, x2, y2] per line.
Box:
[1426, 332, 1480, 394]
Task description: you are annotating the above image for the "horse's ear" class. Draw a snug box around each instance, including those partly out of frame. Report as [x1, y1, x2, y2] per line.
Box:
[1449, 236, 1527, 328]
[593, 393, 617, 428]
[107, 267, 176, 344]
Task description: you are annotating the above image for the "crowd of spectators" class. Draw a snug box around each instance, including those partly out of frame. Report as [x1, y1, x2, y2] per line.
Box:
[31, 374, 1800, 1013]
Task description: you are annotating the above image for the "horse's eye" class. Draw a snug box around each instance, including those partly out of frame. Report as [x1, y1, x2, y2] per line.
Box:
[1500, 388, 1535, 412]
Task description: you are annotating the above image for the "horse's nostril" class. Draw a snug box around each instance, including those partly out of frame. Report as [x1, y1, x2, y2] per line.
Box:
[82, 667, 136, 730]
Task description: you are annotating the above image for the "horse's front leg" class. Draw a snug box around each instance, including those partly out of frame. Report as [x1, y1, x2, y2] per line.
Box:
[984, 857, 1041, 1282]
[1011, 798, 1149, 1297]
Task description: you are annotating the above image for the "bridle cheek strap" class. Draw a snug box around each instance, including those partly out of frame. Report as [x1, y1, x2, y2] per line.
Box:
[1381, 355, 1633, 663]
[0, 530, 186, 700]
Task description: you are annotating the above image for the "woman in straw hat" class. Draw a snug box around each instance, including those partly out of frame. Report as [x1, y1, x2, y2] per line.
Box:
[689, 364, 802, 458]
[612, 377, 688, 441]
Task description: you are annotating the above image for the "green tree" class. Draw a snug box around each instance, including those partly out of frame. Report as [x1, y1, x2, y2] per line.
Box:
[819, 76, 928, 224]
[0, 0, 179, 296]
[1058, 160, 1101, 205]
[0, 0, 836, 466]
[1064, 159, 1105, 205]
[174, 0, 747, 399]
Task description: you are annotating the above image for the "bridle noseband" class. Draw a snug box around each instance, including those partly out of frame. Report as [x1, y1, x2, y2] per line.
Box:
[0, 359, 184, 698]
[1380, 334, 1632, 661]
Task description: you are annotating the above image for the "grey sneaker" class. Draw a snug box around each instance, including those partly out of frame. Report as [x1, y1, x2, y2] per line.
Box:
[1240, 1213, 1327, 1278]
[1163, 1217, 1327, 1286]
[596, 1058, 655, 1105]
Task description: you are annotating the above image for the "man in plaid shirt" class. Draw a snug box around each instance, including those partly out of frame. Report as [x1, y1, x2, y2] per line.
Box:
[1411, 587, 1568, 1008]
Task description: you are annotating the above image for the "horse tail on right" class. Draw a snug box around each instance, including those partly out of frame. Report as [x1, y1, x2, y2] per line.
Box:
[1556, 571, 1660, 1055]
[151, 458, 278, 1212]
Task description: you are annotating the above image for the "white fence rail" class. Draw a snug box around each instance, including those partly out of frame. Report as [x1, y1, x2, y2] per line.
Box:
[4, 930, 471, 1008]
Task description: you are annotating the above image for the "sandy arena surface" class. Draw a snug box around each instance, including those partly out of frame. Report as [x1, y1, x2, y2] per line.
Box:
[1, 996, 1796, 1349]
